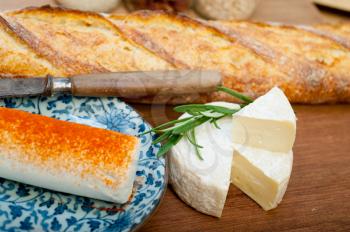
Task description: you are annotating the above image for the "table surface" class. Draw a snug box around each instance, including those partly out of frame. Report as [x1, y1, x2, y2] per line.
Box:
[1, 0, 350, 231]
[133, 104, 350, 232]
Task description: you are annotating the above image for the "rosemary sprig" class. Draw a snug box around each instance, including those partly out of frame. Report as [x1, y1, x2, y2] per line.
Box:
[140, 86, 253, 158]
[189, 129, 203, 160]
[217, 86, 253, 104]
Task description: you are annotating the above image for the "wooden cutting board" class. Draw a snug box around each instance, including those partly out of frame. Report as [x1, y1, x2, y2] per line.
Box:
[0, 1, 349, 232]
[133, 104, 350, 232]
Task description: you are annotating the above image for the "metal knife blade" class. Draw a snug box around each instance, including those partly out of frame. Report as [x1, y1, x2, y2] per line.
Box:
[0, 77, 50, 98]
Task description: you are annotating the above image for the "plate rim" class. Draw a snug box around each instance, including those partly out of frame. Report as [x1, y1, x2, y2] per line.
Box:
[127, 102, 169, 232]
[131, 155, 168, 232]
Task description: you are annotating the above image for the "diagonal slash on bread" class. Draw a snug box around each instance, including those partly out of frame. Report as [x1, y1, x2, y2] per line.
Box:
[301, 23, 350, 50]
[109, 12, 350, 103]
[0, 15, 64, 77]
[1, 6, 350, 103]
[207, 21, 350, 103]
[3, 6, 175, 76]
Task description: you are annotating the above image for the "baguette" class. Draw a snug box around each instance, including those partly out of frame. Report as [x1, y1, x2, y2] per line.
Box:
[0, 15, 64, 77]
[302, 23, 350, 50]
[0, 107, 140, 203]
[1, 6, 350, 103]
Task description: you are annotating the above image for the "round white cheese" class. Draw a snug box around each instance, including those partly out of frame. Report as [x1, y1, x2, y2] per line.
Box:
[169, 102, 240, 217]
[169, 87, 296, 216]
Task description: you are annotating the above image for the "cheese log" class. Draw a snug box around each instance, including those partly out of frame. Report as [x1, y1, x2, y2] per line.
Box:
[170, 102, 239, 217]
[0, 107, 139, 203]
[232, 87, 296, 153]
[231, 144, 293, 210]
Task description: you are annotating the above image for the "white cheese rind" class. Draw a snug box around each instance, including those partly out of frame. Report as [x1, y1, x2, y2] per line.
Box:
[232, 87, 296, 153]
[169, 102, 239, 217]
[231, 144, 293, 210]
[0, 143, 140, 204]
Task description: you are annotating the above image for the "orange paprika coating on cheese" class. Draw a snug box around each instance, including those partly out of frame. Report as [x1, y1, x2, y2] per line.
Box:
[0, 107, 139, 187]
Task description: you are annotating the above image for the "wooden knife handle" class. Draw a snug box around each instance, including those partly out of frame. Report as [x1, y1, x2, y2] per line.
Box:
[70, 70, 222, 98]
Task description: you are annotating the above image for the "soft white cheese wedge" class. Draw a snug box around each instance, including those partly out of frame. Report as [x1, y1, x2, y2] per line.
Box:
[170, 87, 296, 216]
[169, 102, 239, 217]
[231, 144, 293, 210]
[232, 87, 296, 153]
[231, 87, 295, 210]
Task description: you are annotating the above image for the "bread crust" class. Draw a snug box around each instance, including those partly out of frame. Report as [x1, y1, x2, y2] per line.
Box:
[1, 6, 350, 104]
[0, 14, 64, 77]
[2, 14, 107, 76]
[110, 11, 350, 103]
[6, 6, 174, 75]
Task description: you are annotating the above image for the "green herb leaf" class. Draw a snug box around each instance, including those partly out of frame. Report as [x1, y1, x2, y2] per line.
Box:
[160, 116, 198, 132]
[152, 131, 172, 145]
[174, 104, 237, 115]
[150, 116, 193, 132]
[156, 134, 182, 157]
[190, 129, 203, 160]
[217, 86, 253, 103]
[199, 111, 224, 118]
[172, 116, 210, 134]
[210, 118, 221, 129]
[185, 131, 203, 149]
[173, 104, 209, 113]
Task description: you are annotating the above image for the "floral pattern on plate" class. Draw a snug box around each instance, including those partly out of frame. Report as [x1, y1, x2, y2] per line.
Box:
[0, 95, 166, 232]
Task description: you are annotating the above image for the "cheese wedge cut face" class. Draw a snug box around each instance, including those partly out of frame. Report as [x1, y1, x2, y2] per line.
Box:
[231, 87, 295, 210]
[231, 144, 293, 210]
[232, 87, 296, 153]
[170, 102, 240, 217]
[0, 107, 140, 204]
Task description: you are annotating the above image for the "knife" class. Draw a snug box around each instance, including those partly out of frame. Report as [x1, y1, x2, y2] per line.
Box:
[0, 70, 222, 98]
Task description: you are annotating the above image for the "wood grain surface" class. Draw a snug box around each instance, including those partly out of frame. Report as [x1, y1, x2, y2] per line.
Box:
[0, 0, 349, 231]
[132, 104, 350, 232]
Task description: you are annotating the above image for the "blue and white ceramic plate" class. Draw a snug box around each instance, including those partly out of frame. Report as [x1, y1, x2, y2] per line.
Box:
[0, 95, 167, 232]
